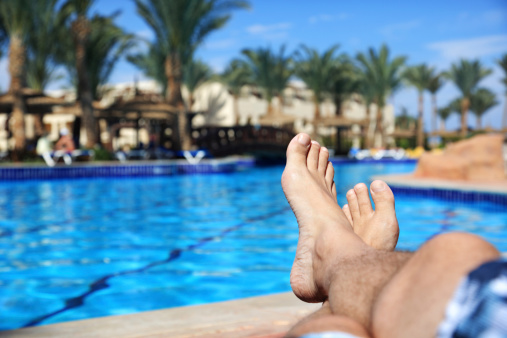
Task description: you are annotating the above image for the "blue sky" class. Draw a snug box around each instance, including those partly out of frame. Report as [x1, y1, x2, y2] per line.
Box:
[1, 0, 506, 130]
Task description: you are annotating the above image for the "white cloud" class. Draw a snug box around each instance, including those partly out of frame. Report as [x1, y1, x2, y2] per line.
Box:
[136, 29, 154, 40]
[308, 13, 348, 24]
[427, 35, 507, 62]
[437, 9, 507, 33]
[207, 56, 229, 73]
[380, 20, 421, 39]
[246, 22, 291, 35]
[203, 38, 236, 50]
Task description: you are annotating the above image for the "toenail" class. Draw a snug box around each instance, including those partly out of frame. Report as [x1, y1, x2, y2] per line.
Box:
[371, 181, 386, 192]
[298, 134, 311, 146]
[321, 147, 328, 152]
[346, 190, 355, 197]
[311, 140, 320, 146]
[354, 183, 366, 191]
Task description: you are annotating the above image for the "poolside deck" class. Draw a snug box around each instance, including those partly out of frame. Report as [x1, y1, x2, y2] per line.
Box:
[374, 174, 507, 195]
[3, 292, 320, 338]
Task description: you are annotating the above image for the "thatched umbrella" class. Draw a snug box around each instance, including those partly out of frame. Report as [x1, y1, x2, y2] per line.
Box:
[0, 88, 69, 138]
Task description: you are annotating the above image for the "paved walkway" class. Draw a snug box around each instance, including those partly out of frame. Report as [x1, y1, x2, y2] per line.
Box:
[4, 292, 320, 338]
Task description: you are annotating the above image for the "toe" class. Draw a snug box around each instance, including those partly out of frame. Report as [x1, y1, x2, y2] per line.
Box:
[307, 141, 320, 171]
[354, 183, 373, 215]
[346, 189, 360, 220]
[370, 180, 396, 216]
[325, 162, 334, 189]
[331, 182, 337, 201]
[343, 204, 353, 225]
[286, 133, 311, 167]
[318, 147, 329, 173]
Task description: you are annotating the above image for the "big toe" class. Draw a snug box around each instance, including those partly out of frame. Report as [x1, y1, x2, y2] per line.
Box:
[286, 133, 311, 167]
[370, 180, 395, 216]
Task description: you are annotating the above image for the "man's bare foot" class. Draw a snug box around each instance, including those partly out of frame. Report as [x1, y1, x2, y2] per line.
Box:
[342, 181, 399, 251]
[281, 133, 366, 303]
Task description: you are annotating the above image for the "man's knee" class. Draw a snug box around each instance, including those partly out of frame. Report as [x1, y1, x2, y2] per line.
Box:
[423, 232, 499, 265]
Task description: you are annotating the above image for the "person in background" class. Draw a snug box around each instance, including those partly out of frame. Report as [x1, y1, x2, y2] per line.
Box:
[55, 128, 75, 152]
[54, 128, 75, 165]
[36, 132, 55, 167]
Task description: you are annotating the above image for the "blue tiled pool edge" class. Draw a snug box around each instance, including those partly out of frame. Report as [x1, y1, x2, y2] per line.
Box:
[390, 185, 507, 205]
[0, 158, 256, 180]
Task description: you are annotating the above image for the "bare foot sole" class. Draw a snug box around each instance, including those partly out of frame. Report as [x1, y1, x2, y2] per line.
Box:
[281, 134, 362, 303]
[342, 181, 399, 251]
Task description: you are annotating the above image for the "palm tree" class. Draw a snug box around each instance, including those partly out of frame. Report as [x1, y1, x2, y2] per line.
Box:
[469, 88, 498, 129]
[437, 106, 453, 131]
[403, 64, 433, 148]
[61, 0, 98, 148]
[0, 0, 34, 159]
[134, 0, 249, 150]
[498, 54, 507, 129]
[295, 45, 340, 121]
[331, 60, 359, 116]
[357, 73, 377, 148]
[25, 0, 65, 91]
[183, 59, 212, 109]
[445, 59, 492, 138]
[221, 59, 251, 124]
[241, 47, 278, 116]
[272, 45, 293, 113]
[127, 43, 167, 93]
[426, 72, 445, 133]
[395, 106, 417, 130]
[60, 13, 134, 99]
[84, 15, 134, 100]
[356, 44, 406, 147]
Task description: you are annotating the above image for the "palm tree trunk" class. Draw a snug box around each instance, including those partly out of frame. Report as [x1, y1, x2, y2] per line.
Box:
[364, 104, 372, 149]
[477, 115, 482, 130]
[461, 97, 469, 138]
[417, 91, 424, 148]
[431, 94, 437, 134]
[503, 94, 507, 131]
[266, 98, 274, 117]
[233, 94, 240, 125]
[72, 16, 97, 148]
[165, 54, 188, 150]
[165, 53, 184, 108]
[8, 34, 27, 161]
[188, 93, 194, 111]
[313, 98, 321, 121]
[334, 95, 343, 116]
[440, 118, 446, 132]
[374, 103, 384, 148]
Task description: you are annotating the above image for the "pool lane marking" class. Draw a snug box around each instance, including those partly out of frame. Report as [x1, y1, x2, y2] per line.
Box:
[22, 206, 292, 328]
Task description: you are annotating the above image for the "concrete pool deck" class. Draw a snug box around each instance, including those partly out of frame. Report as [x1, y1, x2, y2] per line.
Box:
[373, 173, 507, 195]
[3, 292, 320, 338]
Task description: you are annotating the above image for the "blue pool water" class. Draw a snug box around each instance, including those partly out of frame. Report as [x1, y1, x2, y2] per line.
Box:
[1, 162, 507, 330]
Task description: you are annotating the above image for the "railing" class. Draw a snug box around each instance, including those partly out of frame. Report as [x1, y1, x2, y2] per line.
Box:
[192, 125, 295, 157]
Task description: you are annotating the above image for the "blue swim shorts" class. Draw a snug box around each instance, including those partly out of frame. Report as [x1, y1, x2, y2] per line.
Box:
[438, 258, 507, 337]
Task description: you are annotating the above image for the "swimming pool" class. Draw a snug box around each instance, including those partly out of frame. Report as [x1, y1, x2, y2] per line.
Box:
[1, 162, 506, 330]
